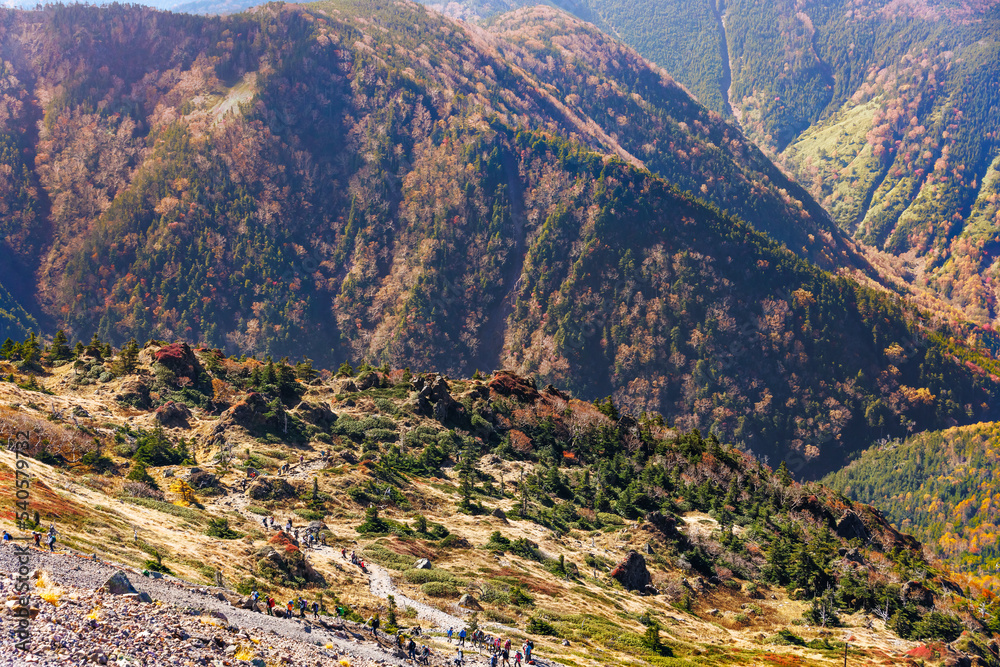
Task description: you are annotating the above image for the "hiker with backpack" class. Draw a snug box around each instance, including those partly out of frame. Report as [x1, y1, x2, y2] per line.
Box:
[369, 613, 380, 637]
[266, 597, 275, 616]
[407, 637, 417, 661]
[458, 627, 466, 647]
[46, 533, 55, 552]
[447, 627, 453, 643]
[453, 647, 464, 666]
[312, 600, 320, 619]
[250, 590, 260, 611]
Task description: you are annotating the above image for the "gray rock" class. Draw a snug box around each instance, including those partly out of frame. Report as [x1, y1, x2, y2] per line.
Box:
[609, 551, 652, 592]
[413, 559, 432, 570]
[457, 594, 482, 610]
[101, 572, 138, 595]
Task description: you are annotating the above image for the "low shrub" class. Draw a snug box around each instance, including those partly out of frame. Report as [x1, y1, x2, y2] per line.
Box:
[596, 512, 625, 526]
[526, 616, 560, 636]
[360, 544, 415, 570]
[402, 569, 467, 586]
[205, 517, 243, 540]
[421, 582, 459, 598]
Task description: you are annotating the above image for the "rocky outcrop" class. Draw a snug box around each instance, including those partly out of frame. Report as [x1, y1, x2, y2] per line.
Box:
[155, 401, 192, 428]
[188, 470, 219, 493]
[408, 374, 464, 422]
[255, 537, 323, 587]
[901, 580, 935, 611]
[356, 371, 383, 390]
[413, 559, 432, 570]
[791, 494, 834, 525]
[835, 510, 870, 543]
[293, 401, 336, 427]
[644, 511, 682, 540]
[609, 551, 655, 594]
[247, 477, 297, 501]
[488, 371, 540, 402]
[207, 392, 280, 444]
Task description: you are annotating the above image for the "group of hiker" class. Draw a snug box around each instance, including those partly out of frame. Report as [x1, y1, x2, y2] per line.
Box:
[342, 547, 369, 572]
[2, 525, 57, 552]
[250, 590, 322, 619]
[388, 625, 430, 664]
[447, 628, 534, 666]
[258, 515, 326, 548]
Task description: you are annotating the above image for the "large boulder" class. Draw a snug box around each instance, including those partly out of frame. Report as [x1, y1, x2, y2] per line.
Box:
[102, 572, 138, 595]
[644, 512, 682, 540]
[247, 477, 297, 501]
[610, 551, 653, 593]
[155, 401, 192, 428]
[413, 559, 432, 570]
[457, 594, 482, 610]
[115, 378, 152, 409]
[835, 510, 871, 543]
[356, 371, 383, 390]
[294, 401, 337, 427]
[188, 470, 219, 492]
[153, 343, 202, 383]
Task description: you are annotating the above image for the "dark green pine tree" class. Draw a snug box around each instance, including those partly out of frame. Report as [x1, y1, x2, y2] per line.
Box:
[49, 330, 71, 361]
[117, 338, 140, 375]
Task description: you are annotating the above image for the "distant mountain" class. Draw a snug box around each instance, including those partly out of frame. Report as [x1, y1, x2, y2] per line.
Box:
[0, 1, 997, 474]
[824, 421, 1000, 588]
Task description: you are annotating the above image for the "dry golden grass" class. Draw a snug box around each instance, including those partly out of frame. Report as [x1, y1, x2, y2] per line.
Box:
[0, 359, 931, 667]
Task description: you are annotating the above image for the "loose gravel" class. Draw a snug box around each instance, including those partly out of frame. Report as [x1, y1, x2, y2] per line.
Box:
[0, 545, 453, 666]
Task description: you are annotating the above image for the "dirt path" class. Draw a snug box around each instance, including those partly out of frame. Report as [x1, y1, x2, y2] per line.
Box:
[367, 563, 518, 636]
[368, 563, 470, 632]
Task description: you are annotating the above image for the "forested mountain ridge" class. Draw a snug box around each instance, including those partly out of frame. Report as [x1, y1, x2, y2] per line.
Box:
[418, 0, 1000, 326]
[0, 0, 999, 475]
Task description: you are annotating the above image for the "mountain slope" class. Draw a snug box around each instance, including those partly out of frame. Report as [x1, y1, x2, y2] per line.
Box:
[418, 0, 1000, 325]
[0, 339, 995, 665]
[0, 1, 997, 473]
[0, 279, 37, 341]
